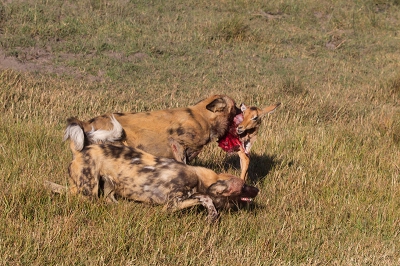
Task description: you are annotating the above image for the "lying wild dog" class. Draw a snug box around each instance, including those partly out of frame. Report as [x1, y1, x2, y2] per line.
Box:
[217, 103, 281, 181]
[67, 95, 237, 163]
[45, 122, 259, 222]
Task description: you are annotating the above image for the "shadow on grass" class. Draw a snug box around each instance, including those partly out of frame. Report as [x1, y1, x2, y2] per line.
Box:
[228, 153, 279, 184]
[194, 153, 280, 184]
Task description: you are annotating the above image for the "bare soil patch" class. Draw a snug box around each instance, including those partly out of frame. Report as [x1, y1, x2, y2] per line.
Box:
[0, 47, 105, 82]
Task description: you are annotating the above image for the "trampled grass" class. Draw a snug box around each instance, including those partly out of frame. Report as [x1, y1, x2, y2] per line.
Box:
[1, 0, 400, 264]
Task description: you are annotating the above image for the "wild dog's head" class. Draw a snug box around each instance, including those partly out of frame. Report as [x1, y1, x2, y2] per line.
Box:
[206, 175, 259, 209]
[196, 95, 238, 139]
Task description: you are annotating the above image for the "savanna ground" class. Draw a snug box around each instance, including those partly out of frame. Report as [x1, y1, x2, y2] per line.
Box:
[1, 0, 400, 264]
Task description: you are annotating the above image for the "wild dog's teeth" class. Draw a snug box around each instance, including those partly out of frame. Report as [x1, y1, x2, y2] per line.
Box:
[240, 197, 253, 202]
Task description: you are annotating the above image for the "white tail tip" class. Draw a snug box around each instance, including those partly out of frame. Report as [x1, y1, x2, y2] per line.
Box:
[87, 115, 123, 144]
[63, 124, 85, 151]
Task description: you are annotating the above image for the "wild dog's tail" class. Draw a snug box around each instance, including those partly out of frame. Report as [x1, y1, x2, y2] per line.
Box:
[63, 117, 87, 152]
[86, 115, 123, 144]
[63, 115, 124, 152]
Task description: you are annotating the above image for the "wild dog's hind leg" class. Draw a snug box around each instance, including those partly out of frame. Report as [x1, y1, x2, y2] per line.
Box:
[67, 163, 80, 195]
[102, 175, 118, 204]
[68, 160, 100, 199]
[44, 181, 68, 194]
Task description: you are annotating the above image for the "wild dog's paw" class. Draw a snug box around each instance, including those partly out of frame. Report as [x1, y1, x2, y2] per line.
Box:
[192, 194, 219, 223]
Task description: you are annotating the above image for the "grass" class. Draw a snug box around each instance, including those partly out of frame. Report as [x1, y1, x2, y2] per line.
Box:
[1, 0, 400, 264]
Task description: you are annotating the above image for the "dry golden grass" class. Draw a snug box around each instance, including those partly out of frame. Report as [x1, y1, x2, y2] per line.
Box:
[1, 0, 400, 264]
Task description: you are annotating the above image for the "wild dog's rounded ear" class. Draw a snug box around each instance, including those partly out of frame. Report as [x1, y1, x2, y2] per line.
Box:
[208, 180, 229, 195]
[206, 98, 227, 112]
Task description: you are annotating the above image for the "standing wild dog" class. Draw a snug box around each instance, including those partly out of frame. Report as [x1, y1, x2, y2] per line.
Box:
[67, 95, 238, 164]
[218, 103, 281, 181]
[45, 121, 259, 222]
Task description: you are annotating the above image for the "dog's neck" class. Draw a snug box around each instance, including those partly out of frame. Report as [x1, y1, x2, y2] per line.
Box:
[189, 166, 230, 191]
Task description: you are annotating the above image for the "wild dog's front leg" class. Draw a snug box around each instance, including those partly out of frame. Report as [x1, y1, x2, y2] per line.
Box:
[167, 198, 200, 211]
[238, 147, 250, 182]
[165, 194, 219, 223]
[192, 194, 219, 222]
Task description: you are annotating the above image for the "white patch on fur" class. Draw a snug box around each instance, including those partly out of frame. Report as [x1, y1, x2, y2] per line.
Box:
[63, 124, 85, 151]
[130, 158, 140, 164]
[244, 140, 252, 154]
[87, 115, 123, 143]
[143, 166, 155, 171]
[160, 159, 173, 167]
[160, 162, 169, 167]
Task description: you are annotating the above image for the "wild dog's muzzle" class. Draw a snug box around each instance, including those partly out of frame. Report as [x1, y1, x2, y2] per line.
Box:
[240, 184, 259, 202]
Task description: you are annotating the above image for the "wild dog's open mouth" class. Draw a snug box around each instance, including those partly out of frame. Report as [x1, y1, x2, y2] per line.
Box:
[218, 113, 244, 153]
[239, 185, 259, 202]
[240, 197, 253, 202]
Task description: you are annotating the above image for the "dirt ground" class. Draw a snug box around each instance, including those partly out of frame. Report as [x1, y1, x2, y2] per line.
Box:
[0, 47, 106, 82]
[0, 47, 53, 72]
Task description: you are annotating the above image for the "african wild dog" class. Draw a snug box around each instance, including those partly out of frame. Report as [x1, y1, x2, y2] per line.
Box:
[67, 95, 238, 163]
[45, 121, 259, 222]
[218, 103, 281, 181]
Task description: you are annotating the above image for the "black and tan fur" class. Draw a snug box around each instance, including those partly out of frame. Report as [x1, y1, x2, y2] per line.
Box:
[46, 121, 259, 222]
[68, 94, 238, 163]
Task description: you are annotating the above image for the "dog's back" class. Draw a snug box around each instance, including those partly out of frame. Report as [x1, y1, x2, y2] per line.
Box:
[68, 95, 237, 162]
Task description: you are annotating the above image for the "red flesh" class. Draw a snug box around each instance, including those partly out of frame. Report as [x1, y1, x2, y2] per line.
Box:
[218, 113, 244, 153]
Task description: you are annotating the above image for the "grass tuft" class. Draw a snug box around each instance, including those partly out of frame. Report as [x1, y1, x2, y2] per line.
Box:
[388, 74, 400, 98]
[210, 17, 253, 42]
